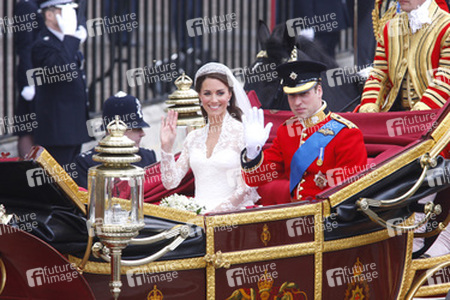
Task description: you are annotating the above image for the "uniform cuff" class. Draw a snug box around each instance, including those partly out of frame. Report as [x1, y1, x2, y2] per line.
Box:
[359, 103, 380, 113]
[241, 149, 263, 172]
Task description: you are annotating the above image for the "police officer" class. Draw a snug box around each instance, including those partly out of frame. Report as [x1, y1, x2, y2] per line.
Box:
[241, 61, 367, 203]
[14, 0, 44, 157]
[72, 91, 157, 189]
[32, 0, 89, 166]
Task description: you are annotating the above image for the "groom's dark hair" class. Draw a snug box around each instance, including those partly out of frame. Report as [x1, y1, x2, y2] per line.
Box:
[195, 73, 243, 123]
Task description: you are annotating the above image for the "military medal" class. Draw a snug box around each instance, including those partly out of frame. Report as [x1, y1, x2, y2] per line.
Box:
[317, 147, 324, 166]
[318, 128, 334, 136]
[314, 171, 328, 189]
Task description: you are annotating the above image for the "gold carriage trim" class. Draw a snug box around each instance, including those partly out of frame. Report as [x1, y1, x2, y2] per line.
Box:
[220, 242, 316, 266]
[398, 223, 415, 300]
[206, 202, 318, 227]
[67, 255, 206, 275]
[329, 139, 435, 207]
[412, 253, 450, 270]
[314, 201, 324, 300]
[143, 203, 204, 228]
[322, 201, 331, 218]
[415, 283, 450, 297]
[206, 219, 216, 300]
[404, 253, 450, 298]
[106, 197, 204, 228]
[430, 111, 450, 145]
[37, 148, 87, 214]
[323, 215, 414, 253]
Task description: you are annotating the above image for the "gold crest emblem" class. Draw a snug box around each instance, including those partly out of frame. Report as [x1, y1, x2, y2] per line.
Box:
[344, 258, 370, 300]
[260, 224, 271, 246]
[147, 284, 163, 300]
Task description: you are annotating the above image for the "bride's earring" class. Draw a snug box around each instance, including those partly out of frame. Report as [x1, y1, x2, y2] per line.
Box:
[227, 99, 231, 106]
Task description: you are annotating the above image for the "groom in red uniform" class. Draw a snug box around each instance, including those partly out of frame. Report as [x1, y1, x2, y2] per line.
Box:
[241, 61, 367, 203]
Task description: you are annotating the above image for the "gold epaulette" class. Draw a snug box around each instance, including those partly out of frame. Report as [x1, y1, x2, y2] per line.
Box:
[372, 0, 398, 43]
[282, 116, 298, 126]
[330, 113, 358, 129]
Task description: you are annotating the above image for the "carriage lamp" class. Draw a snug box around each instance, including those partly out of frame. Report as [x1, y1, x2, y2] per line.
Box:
[87, 116, 145, 300]
[165, 73, 205, 128]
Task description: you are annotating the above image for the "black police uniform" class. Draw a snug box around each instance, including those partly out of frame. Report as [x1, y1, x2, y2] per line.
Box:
[31, 27, 91, 166]
[73, 148, 157, 189]
[291, 0, 351, 58]
[14, 0, 44, 136]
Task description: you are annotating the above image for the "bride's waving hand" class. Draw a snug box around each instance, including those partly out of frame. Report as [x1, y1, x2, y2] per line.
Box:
[160, 110, 178, 153]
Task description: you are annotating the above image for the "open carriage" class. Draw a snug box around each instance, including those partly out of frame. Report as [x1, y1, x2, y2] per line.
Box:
[0, 97, 449, 300]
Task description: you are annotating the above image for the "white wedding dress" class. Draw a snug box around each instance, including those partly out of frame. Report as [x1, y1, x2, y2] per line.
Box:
[161, 113, 259, 212]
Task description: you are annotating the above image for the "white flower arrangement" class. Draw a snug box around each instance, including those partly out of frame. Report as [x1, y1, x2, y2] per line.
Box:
[159, 194, 205, 214]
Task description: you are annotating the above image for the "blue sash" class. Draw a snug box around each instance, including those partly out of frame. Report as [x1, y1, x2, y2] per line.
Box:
[289, 119, 345, 193]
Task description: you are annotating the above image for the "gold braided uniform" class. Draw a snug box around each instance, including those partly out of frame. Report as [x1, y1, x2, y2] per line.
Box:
[360, 0, 450, 112]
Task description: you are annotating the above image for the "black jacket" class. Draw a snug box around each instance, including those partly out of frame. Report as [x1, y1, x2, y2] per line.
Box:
[15, 0, 44, 90]
[31, 27, 91, 146]
[72, 147, 157, 189]
[293, 0, 351, 32]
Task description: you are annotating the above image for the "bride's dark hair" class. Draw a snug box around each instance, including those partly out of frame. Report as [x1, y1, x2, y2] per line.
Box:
[195, 73, 243, 123]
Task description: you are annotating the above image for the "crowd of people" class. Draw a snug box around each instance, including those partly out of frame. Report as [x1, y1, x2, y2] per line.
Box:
[10, 0, 450, 257]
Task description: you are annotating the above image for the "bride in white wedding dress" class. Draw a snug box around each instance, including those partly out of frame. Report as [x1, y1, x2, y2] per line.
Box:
[160, 62, 259, 212]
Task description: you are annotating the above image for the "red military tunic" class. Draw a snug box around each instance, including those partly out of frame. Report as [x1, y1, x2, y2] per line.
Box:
[241, 105, 367, 202]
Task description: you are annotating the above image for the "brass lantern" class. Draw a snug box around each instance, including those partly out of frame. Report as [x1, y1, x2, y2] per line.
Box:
[165, 72, 205, 127]
[87, 116, 145, 299]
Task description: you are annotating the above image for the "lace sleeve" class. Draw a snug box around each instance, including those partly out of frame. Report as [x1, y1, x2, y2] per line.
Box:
[160, 136, 191, 190]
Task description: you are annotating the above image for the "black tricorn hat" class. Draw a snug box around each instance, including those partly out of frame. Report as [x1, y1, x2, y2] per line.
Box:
[276, 60, 327, 94]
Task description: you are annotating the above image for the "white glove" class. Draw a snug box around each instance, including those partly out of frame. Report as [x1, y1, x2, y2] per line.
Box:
[243, 107, 273, 160]
[21, 86, 35, 101]
[74, 25, 87, 43]
[300, 28, 315, 41]
[56, 5, 77, 36]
